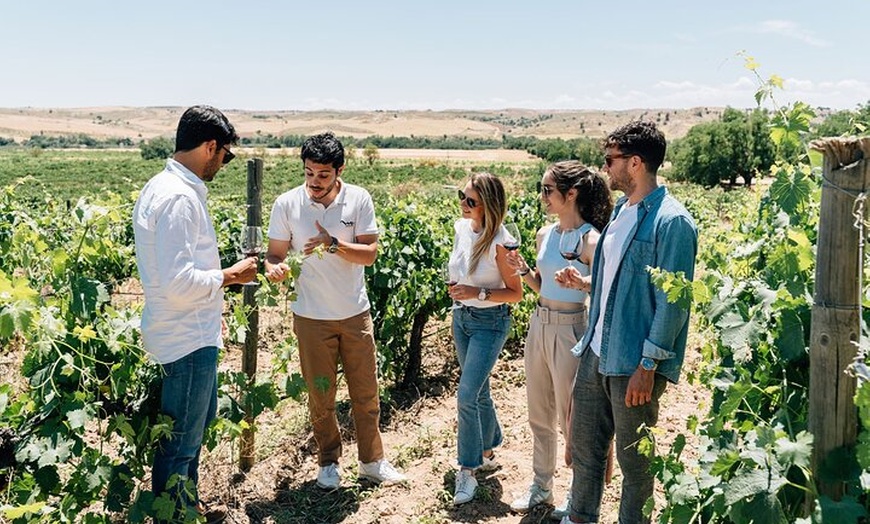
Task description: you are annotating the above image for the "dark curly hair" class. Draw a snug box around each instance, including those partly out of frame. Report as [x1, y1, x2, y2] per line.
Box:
[301, 132, 345, 169]
[605, 120, 667, 173]
[546, 160, 613, 232]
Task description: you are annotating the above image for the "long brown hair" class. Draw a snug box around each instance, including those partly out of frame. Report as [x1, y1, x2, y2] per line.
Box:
[467, 172, 507, 274]
[546, 161, 613, 232]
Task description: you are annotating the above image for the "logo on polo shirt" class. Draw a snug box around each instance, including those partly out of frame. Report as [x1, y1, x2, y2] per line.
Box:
[340, 220, 354, 227]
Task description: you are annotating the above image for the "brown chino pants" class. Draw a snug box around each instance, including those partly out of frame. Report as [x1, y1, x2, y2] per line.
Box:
[293, 310, 384, 466]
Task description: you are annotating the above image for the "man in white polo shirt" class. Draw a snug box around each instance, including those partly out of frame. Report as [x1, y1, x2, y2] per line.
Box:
[264, 132, 406, 490]
[133, 105, 258, 523]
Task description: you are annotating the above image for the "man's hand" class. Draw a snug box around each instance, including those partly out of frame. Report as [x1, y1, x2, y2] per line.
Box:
[223, 256, 258, 286]
[625, 367, 656, 407]
[303, 220, 332, 255]
[265, 262, 291, 282]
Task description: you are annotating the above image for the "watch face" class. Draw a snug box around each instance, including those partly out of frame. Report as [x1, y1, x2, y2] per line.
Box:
[641, 358, 657, 371]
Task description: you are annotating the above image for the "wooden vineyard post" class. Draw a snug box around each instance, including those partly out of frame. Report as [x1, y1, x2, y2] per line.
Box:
[808, 137, 870, 499]
[240, 157, 263, 472]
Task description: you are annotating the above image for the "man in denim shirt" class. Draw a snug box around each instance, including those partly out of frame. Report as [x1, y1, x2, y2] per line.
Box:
[561, 121, 697, 524]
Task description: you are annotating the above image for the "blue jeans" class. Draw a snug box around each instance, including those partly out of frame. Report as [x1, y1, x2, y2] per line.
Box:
[452, 304, 511, 469]
[569, 349, 667, 524]
[152, 345, 218, 506]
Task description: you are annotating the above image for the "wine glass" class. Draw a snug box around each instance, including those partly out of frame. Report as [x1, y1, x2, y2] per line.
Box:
[502, 223, 522, 275]
[239, 226, 263, 257]
[442, 255, 465, 309]
[559, 227, 583, 268]
[238, 226, 263, 286]
[503, 223, 521, 251]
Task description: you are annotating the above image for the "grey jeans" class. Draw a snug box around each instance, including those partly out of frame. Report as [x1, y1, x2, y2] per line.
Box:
[569, 349, 668, 524]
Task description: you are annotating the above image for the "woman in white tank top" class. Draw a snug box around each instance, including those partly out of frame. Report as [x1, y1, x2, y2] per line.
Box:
[505, 161, 613, 516]
[447, 172, 523, 506]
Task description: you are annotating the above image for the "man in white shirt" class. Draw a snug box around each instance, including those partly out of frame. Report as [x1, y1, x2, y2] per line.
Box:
[133, 105, 258, 523]
[265, 132, 406, 490]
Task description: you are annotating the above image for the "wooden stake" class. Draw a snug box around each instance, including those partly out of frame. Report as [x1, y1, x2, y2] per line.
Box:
[240, 157, 263, 472]
[808, 137, 870, 499]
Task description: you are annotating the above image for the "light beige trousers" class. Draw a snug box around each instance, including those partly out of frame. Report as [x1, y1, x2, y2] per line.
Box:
[524, 305, 586, 490]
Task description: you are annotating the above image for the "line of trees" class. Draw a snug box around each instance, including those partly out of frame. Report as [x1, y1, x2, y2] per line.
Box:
[238, 133, 504, 150]
[21, 134, 135, 149]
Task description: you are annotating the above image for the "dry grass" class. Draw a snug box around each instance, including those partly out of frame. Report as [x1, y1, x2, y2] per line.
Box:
[0, 107, 726, 143]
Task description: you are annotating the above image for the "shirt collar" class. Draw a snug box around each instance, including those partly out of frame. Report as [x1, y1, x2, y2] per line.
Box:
[165, 158, 208, 197]
[614, 185, 667, 214]
[302, 179, 348, 208]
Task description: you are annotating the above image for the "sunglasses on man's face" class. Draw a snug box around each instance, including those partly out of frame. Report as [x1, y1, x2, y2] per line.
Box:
[604, 152, 635, 167]
[221, 145, 235, 165]
[536, 182, 555, 197]
[457, 190, 478, 208]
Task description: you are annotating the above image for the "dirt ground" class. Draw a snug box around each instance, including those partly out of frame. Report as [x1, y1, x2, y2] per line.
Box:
[198, 303, 707, 524]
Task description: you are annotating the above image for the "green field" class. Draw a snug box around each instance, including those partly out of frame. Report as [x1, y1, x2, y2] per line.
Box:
[0, 149, 545, 205]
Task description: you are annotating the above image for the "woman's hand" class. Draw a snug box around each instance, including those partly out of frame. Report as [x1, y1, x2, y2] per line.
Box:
[554, 266, 591, 291]
[505, 249, 529, 275]
[554, 266, 581, 288]
[448, 284, 477, 301]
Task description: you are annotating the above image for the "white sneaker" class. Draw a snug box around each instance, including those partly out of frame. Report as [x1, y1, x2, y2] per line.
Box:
[478, 452, 499, 472]
[359, 458, 407, 485]
[551, 494, 571, 520]
[510, 483, 554, 513]
[316, 463, 341, 490]
[454, 469, 478, 505]
[558, 518, 595, 524]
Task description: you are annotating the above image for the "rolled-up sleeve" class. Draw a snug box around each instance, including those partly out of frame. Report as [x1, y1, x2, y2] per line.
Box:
[155, 195, 224, 305]
[643, 215, 697, 361]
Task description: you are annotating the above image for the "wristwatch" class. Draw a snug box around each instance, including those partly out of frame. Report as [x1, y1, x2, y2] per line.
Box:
[478, 287, 491, 301]
[327, 236, 339, 254]
[640, 357, 658, 371]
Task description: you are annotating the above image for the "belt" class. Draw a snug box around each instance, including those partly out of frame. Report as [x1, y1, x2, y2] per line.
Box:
[535, 305, 586, 325]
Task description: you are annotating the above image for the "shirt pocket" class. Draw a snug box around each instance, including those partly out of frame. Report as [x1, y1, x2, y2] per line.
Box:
[622, 240, 654, 274]
[336, 212, 357, 241]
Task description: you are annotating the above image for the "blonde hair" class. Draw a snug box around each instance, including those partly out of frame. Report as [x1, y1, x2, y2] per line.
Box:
[467, 172, 507, 274]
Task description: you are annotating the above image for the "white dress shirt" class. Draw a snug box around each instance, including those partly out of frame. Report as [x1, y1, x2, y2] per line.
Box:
[133, 158, 224, 364]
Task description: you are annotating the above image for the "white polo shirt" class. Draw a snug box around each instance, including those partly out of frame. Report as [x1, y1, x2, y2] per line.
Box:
[133, 159, 225, 364]
[268, 182, 379, 320]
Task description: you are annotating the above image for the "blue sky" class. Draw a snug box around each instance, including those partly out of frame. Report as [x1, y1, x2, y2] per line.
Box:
[2, 1, 865, 111]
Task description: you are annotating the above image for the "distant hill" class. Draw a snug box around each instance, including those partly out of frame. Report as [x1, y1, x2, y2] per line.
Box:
[0, 106, 735, 143]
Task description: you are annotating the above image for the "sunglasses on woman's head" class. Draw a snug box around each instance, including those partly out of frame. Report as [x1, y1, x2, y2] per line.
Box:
[457, 190, 478, 208]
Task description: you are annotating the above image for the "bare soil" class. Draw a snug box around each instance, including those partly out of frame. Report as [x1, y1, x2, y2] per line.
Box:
[197, 303, 707, 524]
